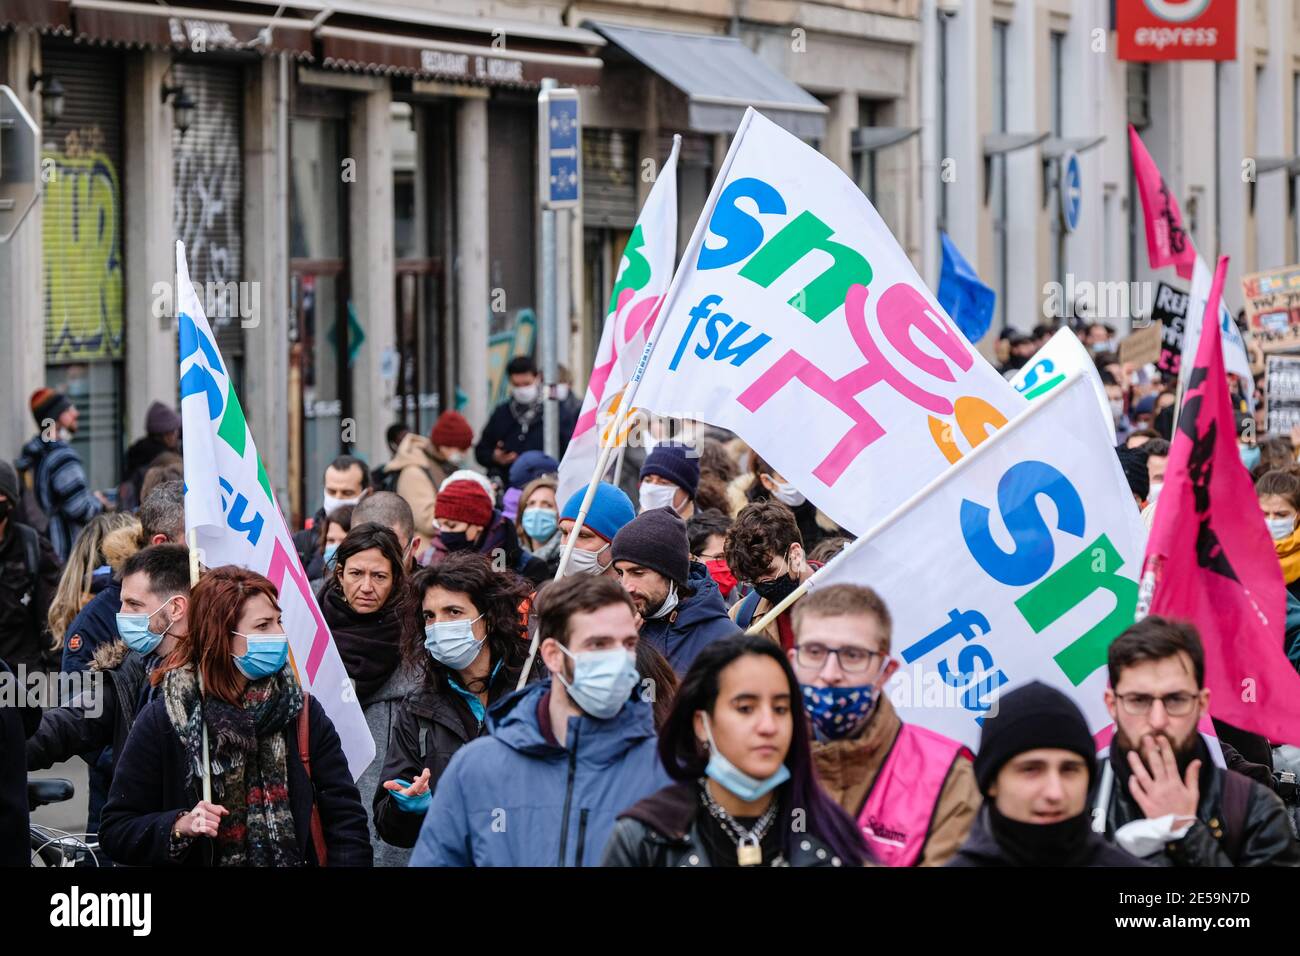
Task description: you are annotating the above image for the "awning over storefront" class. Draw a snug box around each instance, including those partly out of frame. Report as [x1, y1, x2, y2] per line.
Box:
[317, 24, 602, 88]
[0, 0, 70, 33]
[66, 0, 315, 57]
[588, 21, 827, 140]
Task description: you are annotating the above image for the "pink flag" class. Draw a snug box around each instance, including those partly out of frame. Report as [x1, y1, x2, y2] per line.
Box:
[1129, 125, 1197, 281]
[1144, 256, 1300, 745]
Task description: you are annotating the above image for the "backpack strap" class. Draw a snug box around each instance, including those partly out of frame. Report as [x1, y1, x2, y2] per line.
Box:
[1217, 769, 1252, 864]
[297, 692, 328, 867]
[735, 590, 761, 630]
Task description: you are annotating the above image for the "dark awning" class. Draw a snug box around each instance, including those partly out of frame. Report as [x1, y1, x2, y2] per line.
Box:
[67, 0, 315, 57]
[588, 21, 827, 140]
[0, 0, 71, 33]
[317, 24, 602, 88]
[852, 126, 920, 152]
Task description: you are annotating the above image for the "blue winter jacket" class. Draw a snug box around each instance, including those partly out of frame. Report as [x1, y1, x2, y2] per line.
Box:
[409, 681, 670, 867]
[639, 561, 743, 676]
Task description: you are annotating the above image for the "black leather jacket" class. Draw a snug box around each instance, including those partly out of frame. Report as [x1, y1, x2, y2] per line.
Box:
[601, 782, 852, 867]
[1099, 742, 1300, 867]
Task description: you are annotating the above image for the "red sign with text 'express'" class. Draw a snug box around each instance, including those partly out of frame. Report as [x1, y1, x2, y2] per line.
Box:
[1117, 0, 1236, 62]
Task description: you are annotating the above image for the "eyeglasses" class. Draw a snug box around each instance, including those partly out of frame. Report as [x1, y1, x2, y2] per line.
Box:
[1114, 692, 1198, 716]
[794, 643, 882, 674]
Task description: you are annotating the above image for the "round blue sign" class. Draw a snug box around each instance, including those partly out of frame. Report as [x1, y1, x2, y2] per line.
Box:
[1060, 151, 1082, 233]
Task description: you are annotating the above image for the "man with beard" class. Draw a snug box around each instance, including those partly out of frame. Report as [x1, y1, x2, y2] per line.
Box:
[609, 507, 740, 676]
[1093, 617, 1300, 866]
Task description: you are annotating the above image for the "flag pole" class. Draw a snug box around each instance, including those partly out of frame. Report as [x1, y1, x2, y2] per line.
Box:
[746, 371, 1091, 637]
[517, 128, 742, 690]
[188, 492, 212, 805]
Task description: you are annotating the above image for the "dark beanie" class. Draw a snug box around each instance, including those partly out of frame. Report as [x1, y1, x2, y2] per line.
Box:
[1115, 445, 1149, 501]
[973, 681, 1096, 795]
[0, 462, 19, 503]
[145, 401, 181, 435]
[610, 507, 690, 585]
[509, 450, 559, 489]
[30, 387, 72, 427]
[640, 445, 700, 499]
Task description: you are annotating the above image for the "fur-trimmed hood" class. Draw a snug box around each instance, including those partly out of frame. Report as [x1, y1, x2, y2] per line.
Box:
[90, 638, 131, 672]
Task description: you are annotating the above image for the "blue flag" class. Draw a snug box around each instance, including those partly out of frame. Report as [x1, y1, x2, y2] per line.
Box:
[937, 231, 995, 343]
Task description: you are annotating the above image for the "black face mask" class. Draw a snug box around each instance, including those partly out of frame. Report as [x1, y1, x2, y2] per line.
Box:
[987, 803, 1092, 867]
[753, 573, 799, 605]
[439, 530, 476, 553]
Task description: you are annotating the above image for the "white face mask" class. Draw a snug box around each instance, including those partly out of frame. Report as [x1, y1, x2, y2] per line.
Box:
[647, 580, 679, 620]
[639, 480, 678, 514]
[1108, 399, 1125, 422]
[323, 489, 362, 516]
[513, 384, 540, 405]
[566, 541, 612, 577]
[1267, 516, 1296, 541]
[769, 478, 806, 507]
[555, 384, 571, 402]
[1147, 482, 1162, 505]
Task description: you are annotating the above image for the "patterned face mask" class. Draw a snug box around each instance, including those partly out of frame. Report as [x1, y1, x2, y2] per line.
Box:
[800, 684, 877, 740]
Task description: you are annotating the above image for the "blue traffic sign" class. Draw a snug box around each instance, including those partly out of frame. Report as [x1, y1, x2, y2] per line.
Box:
[539, 88, 581, 209]
[1060, 151, 1082, 233]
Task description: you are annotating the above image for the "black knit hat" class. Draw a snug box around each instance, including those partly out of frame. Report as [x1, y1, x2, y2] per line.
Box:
[610, 507, 690, 585]
[973, 681, 1096, 795]
[0, 462, 19, 503]
[1115, 445, 1149, 501]
[640, 445, 700, 499]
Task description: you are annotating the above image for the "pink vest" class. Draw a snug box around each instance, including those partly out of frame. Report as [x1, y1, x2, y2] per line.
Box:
[856, 723, 970, 867]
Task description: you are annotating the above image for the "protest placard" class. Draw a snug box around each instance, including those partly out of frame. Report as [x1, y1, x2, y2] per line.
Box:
[1265, 354, 1300, 436]
[1242, 263, 1300, 352]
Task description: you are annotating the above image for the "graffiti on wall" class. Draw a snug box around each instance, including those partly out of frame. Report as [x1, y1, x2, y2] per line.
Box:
[488, 309, 537, 405]
[43, 139, 125, 361]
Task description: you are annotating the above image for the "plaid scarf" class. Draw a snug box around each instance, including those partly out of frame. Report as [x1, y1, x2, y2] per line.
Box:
[162, 664, 304, 867]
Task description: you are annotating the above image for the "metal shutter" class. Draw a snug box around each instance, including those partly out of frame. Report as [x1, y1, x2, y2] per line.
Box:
[582, 128, 636, 229]
[41, 45, 125, 363]
[173, 61, 244, 357]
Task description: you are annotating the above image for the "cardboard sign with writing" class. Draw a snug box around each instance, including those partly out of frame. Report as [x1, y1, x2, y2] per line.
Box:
[1119, 320, 1164, 367]
[1150, 282, 1189, 377]
[1266, 354, 1300, 437]
[1242, 264, 1300, 353]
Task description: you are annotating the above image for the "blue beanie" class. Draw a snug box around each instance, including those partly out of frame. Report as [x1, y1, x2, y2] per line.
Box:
[640, 444, 700, 499]
[560, 482, 636, 543]
[509, 450, 559, 490]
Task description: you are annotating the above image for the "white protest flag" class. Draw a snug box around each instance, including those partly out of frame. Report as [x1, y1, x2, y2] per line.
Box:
[810, 373, 1147, 751]
[176, 241, 375, 779]
[1184, 255, 1254, 410]
[558, 137, 679, 505]
[632, 109, 1027, 535]
[1009, 326, 1117, 444]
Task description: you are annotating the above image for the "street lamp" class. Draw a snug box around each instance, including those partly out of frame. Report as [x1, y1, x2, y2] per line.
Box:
[27, 72, 64, 125]
[161, 81, 196, 136]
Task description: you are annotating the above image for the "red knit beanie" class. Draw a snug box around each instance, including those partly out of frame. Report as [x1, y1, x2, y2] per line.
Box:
[435, 480, 493, 527]
[431, 411, 474, 450]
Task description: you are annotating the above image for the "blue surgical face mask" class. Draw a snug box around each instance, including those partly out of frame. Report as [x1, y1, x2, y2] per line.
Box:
[1240, 444, 1261, 470]
[556, 643, 640, 720]
[231, 632, 290, 680]
[323, 542, 339, 570]
[521, 507, 558, 543]
[801, 684, 877, 740]
[424, 613, 486, 671]
[115, 598, 177, 655]
[700, 712, 790, 802]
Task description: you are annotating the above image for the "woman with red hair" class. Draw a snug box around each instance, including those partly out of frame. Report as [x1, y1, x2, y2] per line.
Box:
[99, 565, 372, 866]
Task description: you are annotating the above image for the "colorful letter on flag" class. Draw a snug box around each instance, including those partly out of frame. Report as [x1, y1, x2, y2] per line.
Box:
[1129, 124, 1196, 281]
[1010, 326, 1117, 444]
[633, 109, 1026, 536]
[177, 241, 375, 779]
[558, 138, 679, 505]
[811, 373, 1148, 750]
[1144, 256, 1300, 746]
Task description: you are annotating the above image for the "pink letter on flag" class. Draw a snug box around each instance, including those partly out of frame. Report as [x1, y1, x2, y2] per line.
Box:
[1129, 125, 1196, 281]
[1143, 256, 1300, 745]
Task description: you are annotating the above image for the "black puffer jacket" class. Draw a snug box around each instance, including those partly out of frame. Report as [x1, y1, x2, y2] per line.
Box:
[1099, 741, 1300, 867]
[372, 660, 522, 849]
[27, 640, 156, 774]
[602, 782, 850, 867]
[0, 519, 60, 670]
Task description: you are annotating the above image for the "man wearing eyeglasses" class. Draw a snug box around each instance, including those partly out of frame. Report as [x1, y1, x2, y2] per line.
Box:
[789, 583, 980, 866]
[1094, 617, 1300, 866]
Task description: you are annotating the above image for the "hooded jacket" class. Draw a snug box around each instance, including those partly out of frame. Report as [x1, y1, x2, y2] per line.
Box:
[16, 434, 102, 563]
[638, 561, 742, 676]
[1097, 738, 1300, 867]
[812, 695, 980, 867]
[387, 434, 456, 539]
[0, 518, 60, 669]
[409, 681, 669, 866]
